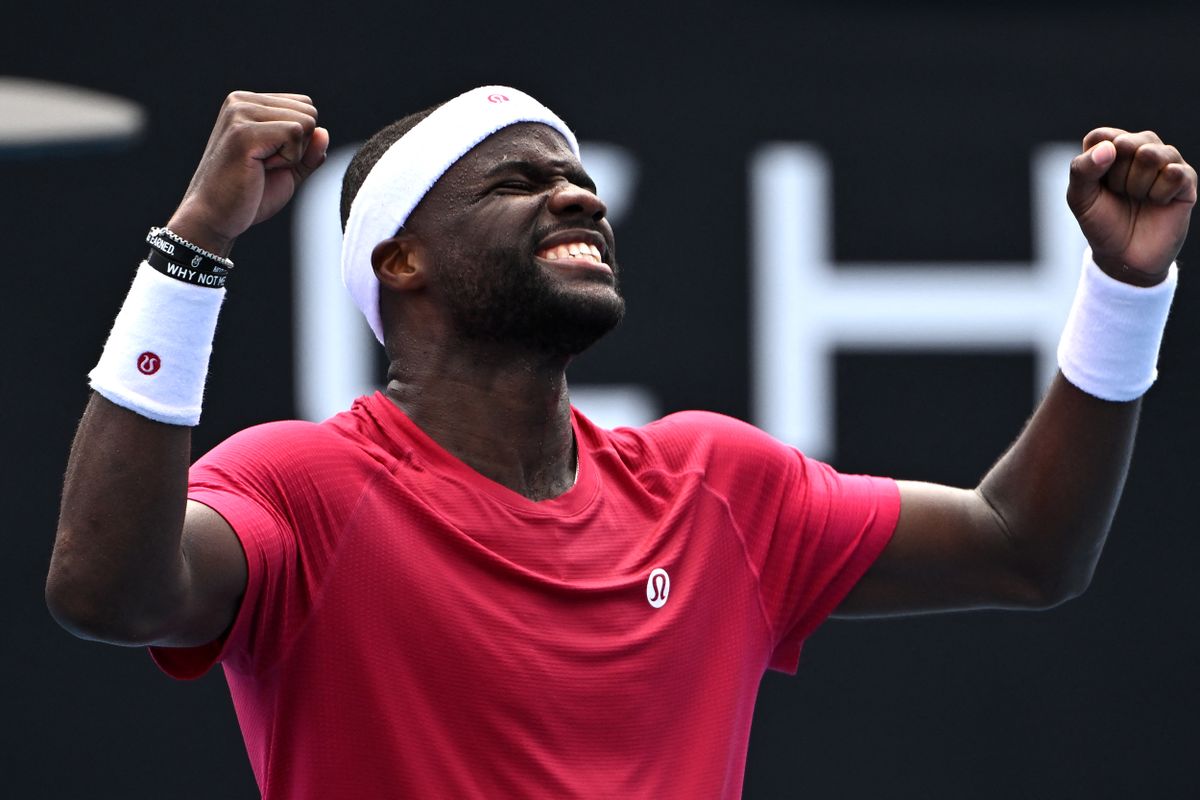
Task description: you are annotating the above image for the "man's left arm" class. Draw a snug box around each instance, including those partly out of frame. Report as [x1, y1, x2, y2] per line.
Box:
[838, 128, 1196, 616]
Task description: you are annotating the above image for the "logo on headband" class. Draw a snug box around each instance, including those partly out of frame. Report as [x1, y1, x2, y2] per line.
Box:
[487, 93, 510, 104]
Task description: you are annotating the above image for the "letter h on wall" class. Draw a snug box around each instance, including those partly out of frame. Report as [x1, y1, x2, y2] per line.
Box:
[749, 144, 1086, 459]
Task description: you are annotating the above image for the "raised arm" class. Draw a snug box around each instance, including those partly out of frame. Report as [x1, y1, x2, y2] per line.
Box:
[839, 128, 1196, 616]
[47, 92, 329, 646]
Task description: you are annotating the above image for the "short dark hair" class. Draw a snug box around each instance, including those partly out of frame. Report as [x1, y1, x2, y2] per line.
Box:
[339, 102, 442, 230]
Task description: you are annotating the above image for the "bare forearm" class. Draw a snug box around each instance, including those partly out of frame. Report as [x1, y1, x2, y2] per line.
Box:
[48, 393, 192, 643]
[839, 376, 1142, 617]
[842, 129, 1190, 618]
[978, 373, 1140, 603]
[979, 128, 1189, 603]
[47, 93, 326, 647]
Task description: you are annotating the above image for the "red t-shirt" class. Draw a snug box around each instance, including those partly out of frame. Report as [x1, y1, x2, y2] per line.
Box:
[152, 393, 899, 799]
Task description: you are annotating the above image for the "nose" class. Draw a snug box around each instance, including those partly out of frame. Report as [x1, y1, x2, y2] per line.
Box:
[547, 182, 607, 222]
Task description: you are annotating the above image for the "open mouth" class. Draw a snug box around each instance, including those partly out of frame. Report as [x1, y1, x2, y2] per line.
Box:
[535, 241, 604, 264]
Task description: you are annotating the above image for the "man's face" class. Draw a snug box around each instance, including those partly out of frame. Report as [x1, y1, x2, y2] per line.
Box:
[402, 123, 624, 356]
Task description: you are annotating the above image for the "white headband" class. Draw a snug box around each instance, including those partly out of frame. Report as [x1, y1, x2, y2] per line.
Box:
[341, 85, 579, 344]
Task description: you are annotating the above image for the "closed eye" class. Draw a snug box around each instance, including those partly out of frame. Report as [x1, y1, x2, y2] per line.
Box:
[492, 180, 536, 194]
[482, 158, 597, 196]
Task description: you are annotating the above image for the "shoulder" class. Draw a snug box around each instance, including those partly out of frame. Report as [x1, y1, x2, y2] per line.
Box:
[597, 410, 801, 480]
[627, 409, 791, 456]
[191, 412, 388, 497]
[195, 395, 398, 472]
[195, 419, 347, 469]
[654, 409, 780, 446]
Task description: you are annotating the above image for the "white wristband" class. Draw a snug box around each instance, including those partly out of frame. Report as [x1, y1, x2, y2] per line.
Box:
[1057, 248, 1178, 402]
[88, 262, 226, 425]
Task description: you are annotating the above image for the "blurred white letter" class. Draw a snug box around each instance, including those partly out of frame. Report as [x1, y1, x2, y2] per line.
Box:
[750, 144, 1084, 458]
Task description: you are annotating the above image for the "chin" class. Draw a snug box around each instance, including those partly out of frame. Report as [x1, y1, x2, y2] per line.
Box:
[444, 247, 625, 354]
[530, 289, 626, 356]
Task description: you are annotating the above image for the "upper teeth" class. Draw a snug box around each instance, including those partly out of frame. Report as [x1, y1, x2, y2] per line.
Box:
[538, 242, 603, 262]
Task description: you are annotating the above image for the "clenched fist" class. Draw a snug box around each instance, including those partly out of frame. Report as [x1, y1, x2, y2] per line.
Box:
[1067, 128, 1197, 286]
[167, 91, 330, 256]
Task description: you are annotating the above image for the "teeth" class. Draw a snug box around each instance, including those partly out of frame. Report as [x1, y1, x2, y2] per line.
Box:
[538, 242, 603, 263]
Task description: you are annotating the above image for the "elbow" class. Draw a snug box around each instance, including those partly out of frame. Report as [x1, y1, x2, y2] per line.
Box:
[1014, 555, 1097, 610]
[46, 581, 168, 646]
[46, 571, 131, 645]
[46, 544, 176, 647]
[1039, 569, 1094, 609]
[1017, 577, 1089, 611]
[45, 575, 106, 642]
[979, 494, 1103, 611]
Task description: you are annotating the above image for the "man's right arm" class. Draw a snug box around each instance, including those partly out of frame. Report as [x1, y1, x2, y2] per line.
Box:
[46, 92, 329, 647]
[49, 397, 247, 646]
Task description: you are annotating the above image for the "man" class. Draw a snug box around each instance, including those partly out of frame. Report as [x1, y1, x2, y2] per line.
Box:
[47, 87, 1194, 798]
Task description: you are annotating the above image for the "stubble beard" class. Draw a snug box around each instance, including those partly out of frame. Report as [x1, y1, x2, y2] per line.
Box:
[441, 244, 626, 357]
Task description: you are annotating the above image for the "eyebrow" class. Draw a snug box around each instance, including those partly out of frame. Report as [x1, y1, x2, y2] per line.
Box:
[483, 159, 597, 193]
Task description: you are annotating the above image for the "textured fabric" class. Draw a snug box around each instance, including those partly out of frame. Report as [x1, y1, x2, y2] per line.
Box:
[89, 262, 225, 425]
[151, 393, 899, 799]
[1057, 247, 1178, 402]
[341, 85, 579, 344]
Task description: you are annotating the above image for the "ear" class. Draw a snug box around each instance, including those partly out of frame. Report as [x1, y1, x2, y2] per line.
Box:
[372, 231, 427, 292]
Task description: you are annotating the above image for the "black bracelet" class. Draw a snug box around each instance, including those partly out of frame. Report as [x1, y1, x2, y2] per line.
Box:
[146, 227, 234, 276]
[146, 248, 229, 289]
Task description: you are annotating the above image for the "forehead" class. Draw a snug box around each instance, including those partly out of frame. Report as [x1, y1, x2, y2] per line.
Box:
[448, 122, 581, 181]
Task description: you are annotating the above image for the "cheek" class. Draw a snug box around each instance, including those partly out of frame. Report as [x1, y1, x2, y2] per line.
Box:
[469, 204, 542, 248]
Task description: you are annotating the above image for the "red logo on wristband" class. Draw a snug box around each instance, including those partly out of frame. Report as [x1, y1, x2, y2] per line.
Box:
[137, 352, 161, 375]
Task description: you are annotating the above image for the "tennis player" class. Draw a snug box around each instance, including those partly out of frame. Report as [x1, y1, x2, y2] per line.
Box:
[48, 87, 1194, 798]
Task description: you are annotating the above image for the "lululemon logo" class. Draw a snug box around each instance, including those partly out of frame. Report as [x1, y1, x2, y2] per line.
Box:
[646, 568, 670, 609]
[137, 352, 161, 375]
[487, 93, 510, 104]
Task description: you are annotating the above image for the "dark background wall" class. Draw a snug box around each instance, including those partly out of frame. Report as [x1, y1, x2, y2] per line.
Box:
[5, 1, 1199, 796]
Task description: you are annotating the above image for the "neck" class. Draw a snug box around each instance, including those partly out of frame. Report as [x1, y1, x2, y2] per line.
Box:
[384, 341, 577, 501]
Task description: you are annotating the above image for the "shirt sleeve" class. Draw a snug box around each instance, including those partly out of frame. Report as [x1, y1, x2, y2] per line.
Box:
[658, 412, 900, 674]
[150, 420, 368, 680]
[759, 454, 899, 673]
